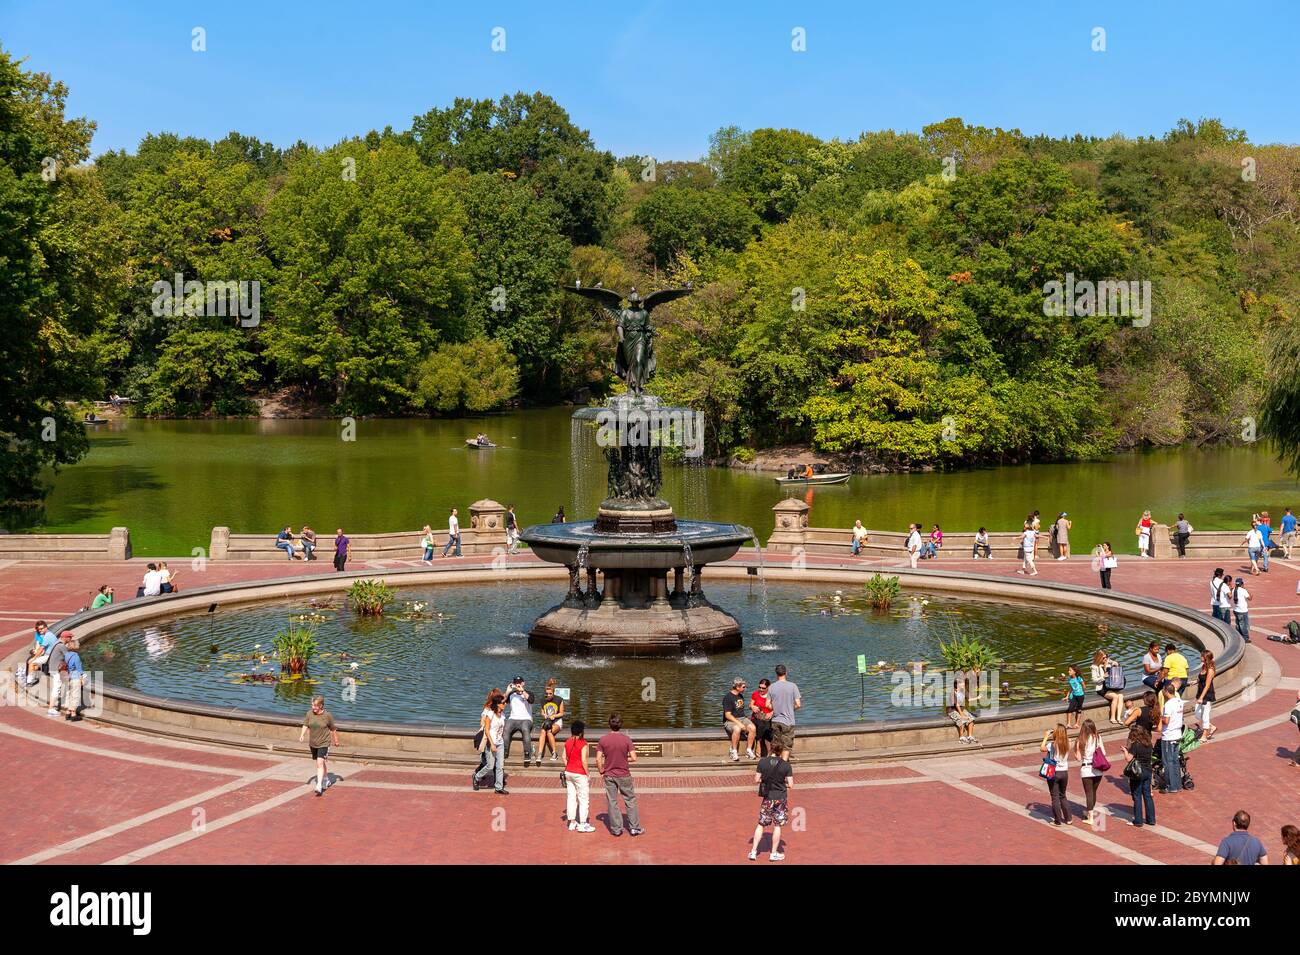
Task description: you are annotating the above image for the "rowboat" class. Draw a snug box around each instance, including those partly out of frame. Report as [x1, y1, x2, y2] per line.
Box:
[466, 439, 497, 449]
[774, 472, 850, 486]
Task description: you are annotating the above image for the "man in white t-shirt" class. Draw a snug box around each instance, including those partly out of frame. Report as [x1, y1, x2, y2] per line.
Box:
[502, 676, 534, 765]
[1160, 683, 1185, 793]
[906, 523, 922, 568]
[1018, 524, 1038, 576]
[441, 507, 462, 558]
[1232, 578, 1251, 641]
[140, 563, 163, 597]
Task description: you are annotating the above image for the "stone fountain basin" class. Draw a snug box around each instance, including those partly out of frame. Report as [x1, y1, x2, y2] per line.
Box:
[519, 519, 753, 569]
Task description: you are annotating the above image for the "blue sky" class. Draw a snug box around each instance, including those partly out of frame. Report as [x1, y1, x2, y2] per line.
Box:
[3, 0, 1297, 159]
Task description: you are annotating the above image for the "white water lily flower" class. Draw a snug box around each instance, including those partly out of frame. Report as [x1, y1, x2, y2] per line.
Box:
[350, 662, 359, 670]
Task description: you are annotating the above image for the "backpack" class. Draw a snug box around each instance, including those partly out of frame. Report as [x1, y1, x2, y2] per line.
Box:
[1104, 662, 1125, 691]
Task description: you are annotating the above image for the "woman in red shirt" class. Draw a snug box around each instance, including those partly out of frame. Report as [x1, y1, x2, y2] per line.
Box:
[564, 720, 594, 832]
[751, 679, 774, 758]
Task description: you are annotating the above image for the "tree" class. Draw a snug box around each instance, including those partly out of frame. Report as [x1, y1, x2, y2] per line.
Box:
[631, 184, 757, 268]
[0, 48, 97, 513]
[414, 337, 520, 413]
[263, 141, 472, 413]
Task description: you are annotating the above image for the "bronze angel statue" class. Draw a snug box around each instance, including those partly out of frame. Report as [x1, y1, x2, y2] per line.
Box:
[564, 282, 693, 396]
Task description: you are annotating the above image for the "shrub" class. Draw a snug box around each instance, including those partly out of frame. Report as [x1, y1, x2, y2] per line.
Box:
[273, 624, 319, 673]
[347, 579, 395, 616]
[732, 446, 757, 464]
[864, 573, 900, 609]
[937, 629, 1001, 672]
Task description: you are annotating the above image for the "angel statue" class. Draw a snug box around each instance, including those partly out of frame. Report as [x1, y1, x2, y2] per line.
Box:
[563, 282, 693, 396]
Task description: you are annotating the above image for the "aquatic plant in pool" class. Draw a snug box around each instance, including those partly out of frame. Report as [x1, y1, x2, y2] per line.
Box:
[347, 579, 394, 616]
[865, 573, 901, 610]
[82, 580, 1179, 729]
[273, 624, 318, 673]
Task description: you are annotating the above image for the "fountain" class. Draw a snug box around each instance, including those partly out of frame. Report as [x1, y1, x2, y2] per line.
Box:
[520, 283, 753, 656]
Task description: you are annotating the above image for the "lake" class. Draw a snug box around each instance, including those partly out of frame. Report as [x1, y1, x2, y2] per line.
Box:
[30, 407, 1298, 557]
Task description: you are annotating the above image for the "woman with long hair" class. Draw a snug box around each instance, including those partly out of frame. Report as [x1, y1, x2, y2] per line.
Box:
[536, 678, 565, 763]
[1195, 650, 1217, 741]
[1281, 825, 1300, 865]
[1120, 724, 1156, 827]
[1075, 719, 1108, 826]
[1092, 649, 1124, 723]
[1040, 724, 1072, 826]
[473, 690, 508, 795]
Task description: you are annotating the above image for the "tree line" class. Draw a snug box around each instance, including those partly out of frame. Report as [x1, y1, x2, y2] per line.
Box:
[2, 46, 1299, 512]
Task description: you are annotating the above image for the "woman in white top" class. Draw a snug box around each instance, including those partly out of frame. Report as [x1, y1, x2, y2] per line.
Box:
[1135, 510, 1153, 557]
[472, 691, 508, 794]
[1040, 724, 1072, 825]
[420, 524, 435, 564]
[1075, 719, 1108, 826]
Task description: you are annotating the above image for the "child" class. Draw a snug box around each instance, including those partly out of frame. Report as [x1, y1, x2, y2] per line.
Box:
[1064, 664, 1086, 730]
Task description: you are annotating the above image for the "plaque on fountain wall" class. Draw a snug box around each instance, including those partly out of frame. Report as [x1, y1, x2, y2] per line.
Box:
[516, 282, 755, 657]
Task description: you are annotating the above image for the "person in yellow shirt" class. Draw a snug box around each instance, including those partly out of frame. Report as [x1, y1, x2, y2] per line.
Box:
[1161, 643, 1189, 693]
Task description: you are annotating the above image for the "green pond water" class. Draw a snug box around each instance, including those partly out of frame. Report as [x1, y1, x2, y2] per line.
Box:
[83, 580, 1175, 727]
[29, 407, 1297, 557]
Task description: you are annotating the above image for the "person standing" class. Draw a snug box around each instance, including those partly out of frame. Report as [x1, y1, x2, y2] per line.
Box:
[44, 631, 70, 717]
[298, 696, 339, 797]
[552, 506, 566, 524]
[1017, 521, 1038, 576]
[1195, 650, 1217, 741]
[473, 692, 508, 795]
[750, 678, 774, 757]
[767, 664, 802, 759]
[748, 741, 793, 862]
[1210, 568, 1228, 622]
[906, 522, 922, 569]
[1030, 511, 1042, 561]
[1242, 521, 1264, 576]
[1097, 541, 1115, 590]
[441, 507, 462, 558]
[1040, 725, 1072, 825]
[1063, 665, 1085, 730]
[1281, 825, 1300, 865]
[59, 637, 85, 720]
[1231, 577, 1251, 641]
[1173, 513, 1193, 558]
[564, 720, 594, 833]
[1292, 691, 1300, 768]
[1135, 510, 1154, 558]
[1159, 682, 1185, 794]
[1120, 725, 1156, 828]
[597, 713, 641, 836]
[1054, 512, 1072, 560]
[1259, 512, 1274, 573]
[333, 528, 349, 573]
[420, 524, 435, 564]
[505, 505, 520, 555]
[850, 520, 869, 557]
[1075, 719, 1108, 827]
[1213, 811, 1269, 865]
[723, 677, 756, 761]
[1281, 507, 1297, 560]
[502, 676, 535, 766]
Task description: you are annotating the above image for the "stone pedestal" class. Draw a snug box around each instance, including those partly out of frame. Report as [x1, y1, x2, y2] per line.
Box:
[108, 527, 132, 561]
[468, 499, 508, 554]
[767, 499, 810, 554]
[210, 526, 230, 561]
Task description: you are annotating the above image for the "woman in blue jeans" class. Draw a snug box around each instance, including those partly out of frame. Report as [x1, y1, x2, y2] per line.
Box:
[1121, 725, 1156, 827]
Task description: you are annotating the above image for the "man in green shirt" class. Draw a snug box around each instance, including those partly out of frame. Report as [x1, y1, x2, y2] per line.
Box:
[299, 696, 340, 797]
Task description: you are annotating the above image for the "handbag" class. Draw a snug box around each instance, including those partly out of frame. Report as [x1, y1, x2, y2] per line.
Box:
[1091, 747, 1111, 772]
[472, 729, 484, 750]
[1124, 756, 1144, 780]
[1038, 752, 1056, 780]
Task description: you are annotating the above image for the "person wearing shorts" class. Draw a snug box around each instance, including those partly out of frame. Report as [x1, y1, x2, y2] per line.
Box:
[722, 677, 756, 760]
[767, 665, 801, 757]
[749, 741, 793, 862]
[299, 696, 339, 797]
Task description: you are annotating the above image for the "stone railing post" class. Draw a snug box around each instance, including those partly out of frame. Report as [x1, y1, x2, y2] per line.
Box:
[1152, 523, 1173, 559]
[468, 499, 508, 555]
[108, 527, 132, 560]
[768, 499, 810, 554]
[210, 526, 230, 560]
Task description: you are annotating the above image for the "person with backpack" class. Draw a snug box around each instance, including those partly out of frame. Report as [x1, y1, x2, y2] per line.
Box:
[748, 740, 793, 862]
[1092, 650, 1125, 723]
[1040, 724, 1072, 826]
[1120, 725, 1156, 827]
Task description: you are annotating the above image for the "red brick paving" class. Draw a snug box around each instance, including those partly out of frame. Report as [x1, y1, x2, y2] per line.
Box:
[2, 553, 1298, 864]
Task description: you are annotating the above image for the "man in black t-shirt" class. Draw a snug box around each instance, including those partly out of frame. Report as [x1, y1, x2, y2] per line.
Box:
[722, 678, 756, 762]
[749, 741, 793, 862]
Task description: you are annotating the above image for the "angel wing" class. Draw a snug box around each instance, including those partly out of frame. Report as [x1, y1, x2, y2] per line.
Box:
[642, 284, 694, 313]
[563, 285, 625, 310]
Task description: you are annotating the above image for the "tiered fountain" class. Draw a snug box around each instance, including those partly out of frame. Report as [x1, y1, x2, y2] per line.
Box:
[520, 284, 753, 656]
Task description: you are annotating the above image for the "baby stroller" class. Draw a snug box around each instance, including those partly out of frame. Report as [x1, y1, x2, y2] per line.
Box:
[1152, 726, 1201, 792]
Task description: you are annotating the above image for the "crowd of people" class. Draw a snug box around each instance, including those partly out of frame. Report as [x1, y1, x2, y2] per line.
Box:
[16, 623, 87, 720]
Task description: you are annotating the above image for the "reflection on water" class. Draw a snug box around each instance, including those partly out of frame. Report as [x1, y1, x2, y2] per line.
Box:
[83, 581, 1175, 728]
